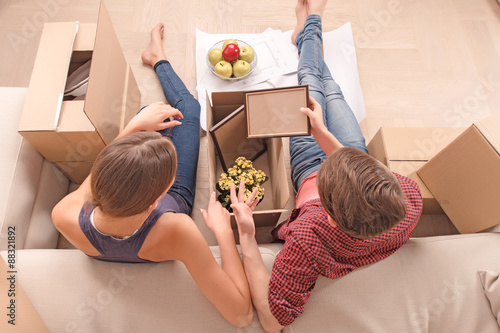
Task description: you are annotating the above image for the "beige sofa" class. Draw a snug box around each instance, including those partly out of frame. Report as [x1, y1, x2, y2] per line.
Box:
[2, 87, 500, 332]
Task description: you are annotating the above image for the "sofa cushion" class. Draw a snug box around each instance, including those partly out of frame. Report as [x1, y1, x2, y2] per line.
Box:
[0, 247, 277, 332]
[479, 270, 500, 327]
[284, 233, 500, 333]
[0, 87, 69, 250]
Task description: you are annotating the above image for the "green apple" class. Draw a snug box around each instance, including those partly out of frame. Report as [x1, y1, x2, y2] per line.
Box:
[214, 60, 233, 78]
[208, 48, 223, 66]
[232, 60, 251, 78]
[222, 39, 238, 50]
[239, 45, 255, 63]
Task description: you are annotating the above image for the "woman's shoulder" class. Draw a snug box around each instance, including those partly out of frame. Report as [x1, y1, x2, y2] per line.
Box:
[145, 212, 201, 246]
[139, 213, 204, 262]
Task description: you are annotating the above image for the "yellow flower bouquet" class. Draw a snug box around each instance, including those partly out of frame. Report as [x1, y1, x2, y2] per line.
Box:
[216, 157, 269, 212]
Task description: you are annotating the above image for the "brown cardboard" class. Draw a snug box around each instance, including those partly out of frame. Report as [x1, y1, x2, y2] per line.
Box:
[0, 257, 49, 332]
[368, 127, 465, 214]
[209, 105, 267, 171]
[55, 161, 94, 184]
[387, 161, 444, 214]
[207, 91, 290, 228]
[418, 113, 500, 233]
[244, 86, 310, 138]
[18, 2, 140, 183]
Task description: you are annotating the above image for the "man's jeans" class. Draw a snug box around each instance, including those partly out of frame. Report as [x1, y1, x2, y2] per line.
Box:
[290, 14, 368, 192]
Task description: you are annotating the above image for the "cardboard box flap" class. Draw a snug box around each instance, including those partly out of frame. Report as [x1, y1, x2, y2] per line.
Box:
[84, 2, 129, 144]
[368, 127, 465, 162]
[18, 22, 78, 132]
[212, 91, 244, 107]
[73, 23, 97, 50]
[475, 113, 500, 154]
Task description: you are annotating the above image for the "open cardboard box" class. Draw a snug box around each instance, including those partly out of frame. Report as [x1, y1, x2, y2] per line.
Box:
[418, 113, 500, 233]
[18, 2, 140, 183]
[367, 127, 465, 214]
[207, 91, 290, 228]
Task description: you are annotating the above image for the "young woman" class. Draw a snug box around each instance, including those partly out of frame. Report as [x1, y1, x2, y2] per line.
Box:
[52, 23, 253, 327]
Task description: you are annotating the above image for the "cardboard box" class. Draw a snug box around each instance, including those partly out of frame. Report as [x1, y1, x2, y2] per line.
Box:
[418, 113, 500, 233]
[207, 91, 290, 228]
[18, 2, 140, 183]
[209, 105, 266, 171]
[55, 161, 94, 184]
[368, 127, 465, 214]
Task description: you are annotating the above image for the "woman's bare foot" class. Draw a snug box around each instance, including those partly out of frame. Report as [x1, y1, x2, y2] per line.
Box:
[141, 23, 167, 67]
[308, 0, 328, 17]
[291, 0, 308, 45]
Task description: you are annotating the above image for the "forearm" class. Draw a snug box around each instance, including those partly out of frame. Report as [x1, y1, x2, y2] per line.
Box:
[214, 229, 251, 298]
[313, 126, 343, 156]
[115, 120, 141, 140]
[238, 233, 283, 333]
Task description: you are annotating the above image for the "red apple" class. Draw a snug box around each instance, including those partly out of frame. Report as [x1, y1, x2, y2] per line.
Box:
[222, 43, 240, 62]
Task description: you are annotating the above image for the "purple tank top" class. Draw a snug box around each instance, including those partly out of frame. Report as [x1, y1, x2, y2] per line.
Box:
[79, 193, 181, 263]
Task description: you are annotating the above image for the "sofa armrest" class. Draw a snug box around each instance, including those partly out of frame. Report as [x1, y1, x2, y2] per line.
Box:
[0, 87, 69, 251]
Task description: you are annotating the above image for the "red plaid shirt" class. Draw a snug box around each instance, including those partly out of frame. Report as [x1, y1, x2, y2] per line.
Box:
[268, 173, 423, 326]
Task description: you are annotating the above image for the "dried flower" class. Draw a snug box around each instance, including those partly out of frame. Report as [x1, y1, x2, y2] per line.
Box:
[216, 157, 269, 212]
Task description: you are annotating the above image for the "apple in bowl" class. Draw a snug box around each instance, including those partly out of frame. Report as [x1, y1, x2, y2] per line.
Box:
[206, 39, 257, 82]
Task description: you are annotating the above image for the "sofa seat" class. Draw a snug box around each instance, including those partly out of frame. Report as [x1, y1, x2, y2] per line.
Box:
[0, 247, 276, 333]
[285, 233, 500, 333]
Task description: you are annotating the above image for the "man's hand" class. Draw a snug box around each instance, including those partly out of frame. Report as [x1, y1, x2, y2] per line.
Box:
[200, 192, 231, 236]
[121, 102, 183, 137]
[230, 179, 259, 237]
[300, 96, 326, 137]
[300, 96, 343, 156]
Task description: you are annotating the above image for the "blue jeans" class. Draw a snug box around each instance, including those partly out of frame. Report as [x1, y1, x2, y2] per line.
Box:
[290, 15, 367, 192]
[153, 60, 201, 214]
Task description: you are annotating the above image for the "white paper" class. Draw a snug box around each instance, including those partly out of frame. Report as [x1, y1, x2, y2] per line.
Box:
[195, 22, 366, 130]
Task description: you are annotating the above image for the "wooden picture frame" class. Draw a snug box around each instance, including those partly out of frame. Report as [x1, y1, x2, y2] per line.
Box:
[209, 104, 267, 171]
[244, 85, 310, 138]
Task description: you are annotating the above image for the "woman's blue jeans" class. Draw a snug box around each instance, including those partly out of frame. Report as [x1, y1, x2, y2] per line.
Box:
[153, 60, 201, 214]
[290, 15, 368, 192]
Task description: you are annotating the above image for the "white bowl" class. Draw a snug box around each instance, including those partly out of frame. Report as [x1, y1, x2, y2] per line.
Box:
[206, 39, 258, 82]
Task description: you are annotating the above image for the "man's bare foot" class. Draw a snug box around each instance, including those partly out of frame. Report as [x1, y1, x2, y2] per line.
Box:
[291, 0, 308, 45]
[308, 0, 328, 17]
[141, 23, 167, 67]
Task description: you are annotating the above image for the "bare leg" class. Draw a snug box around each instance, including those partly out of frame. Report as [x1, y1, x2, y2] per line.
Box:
[291, 0, 308, 45]
[141, 23, 167, 66]
[308, 0, 328, 17]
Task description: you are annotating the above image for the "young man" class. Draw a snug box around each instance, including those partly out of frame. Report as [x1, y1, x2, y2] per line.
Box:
[230, 1, 423, 331]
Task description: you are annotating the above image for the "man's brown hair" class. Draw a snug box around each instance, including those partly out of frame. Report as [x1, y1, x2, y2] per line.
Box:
[317, 147, 406, 238]
[90, 131, 177, 217]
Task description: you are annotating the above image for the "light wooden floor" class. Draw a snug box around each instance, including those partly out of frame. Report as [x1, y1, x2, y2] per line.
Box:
[2, 0, 500, 244]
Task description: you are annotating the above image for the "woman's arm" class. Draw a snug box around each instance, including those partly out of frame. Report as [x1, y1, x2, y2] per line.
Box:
[301, 96, 343, 156]
[115, 102, 183, 139]
[230, 181, 284, 333]
[150, 210, 253, 327]
[200, 192, 252, 309]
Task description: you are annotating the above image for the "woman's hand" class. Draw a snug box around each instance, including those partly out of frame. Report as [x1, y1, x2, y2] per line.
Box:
[121, 102, 183, 137]
[230, 179, 259, 237]
[201, 192, 232, 235]
[300, 96, 326, 137]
